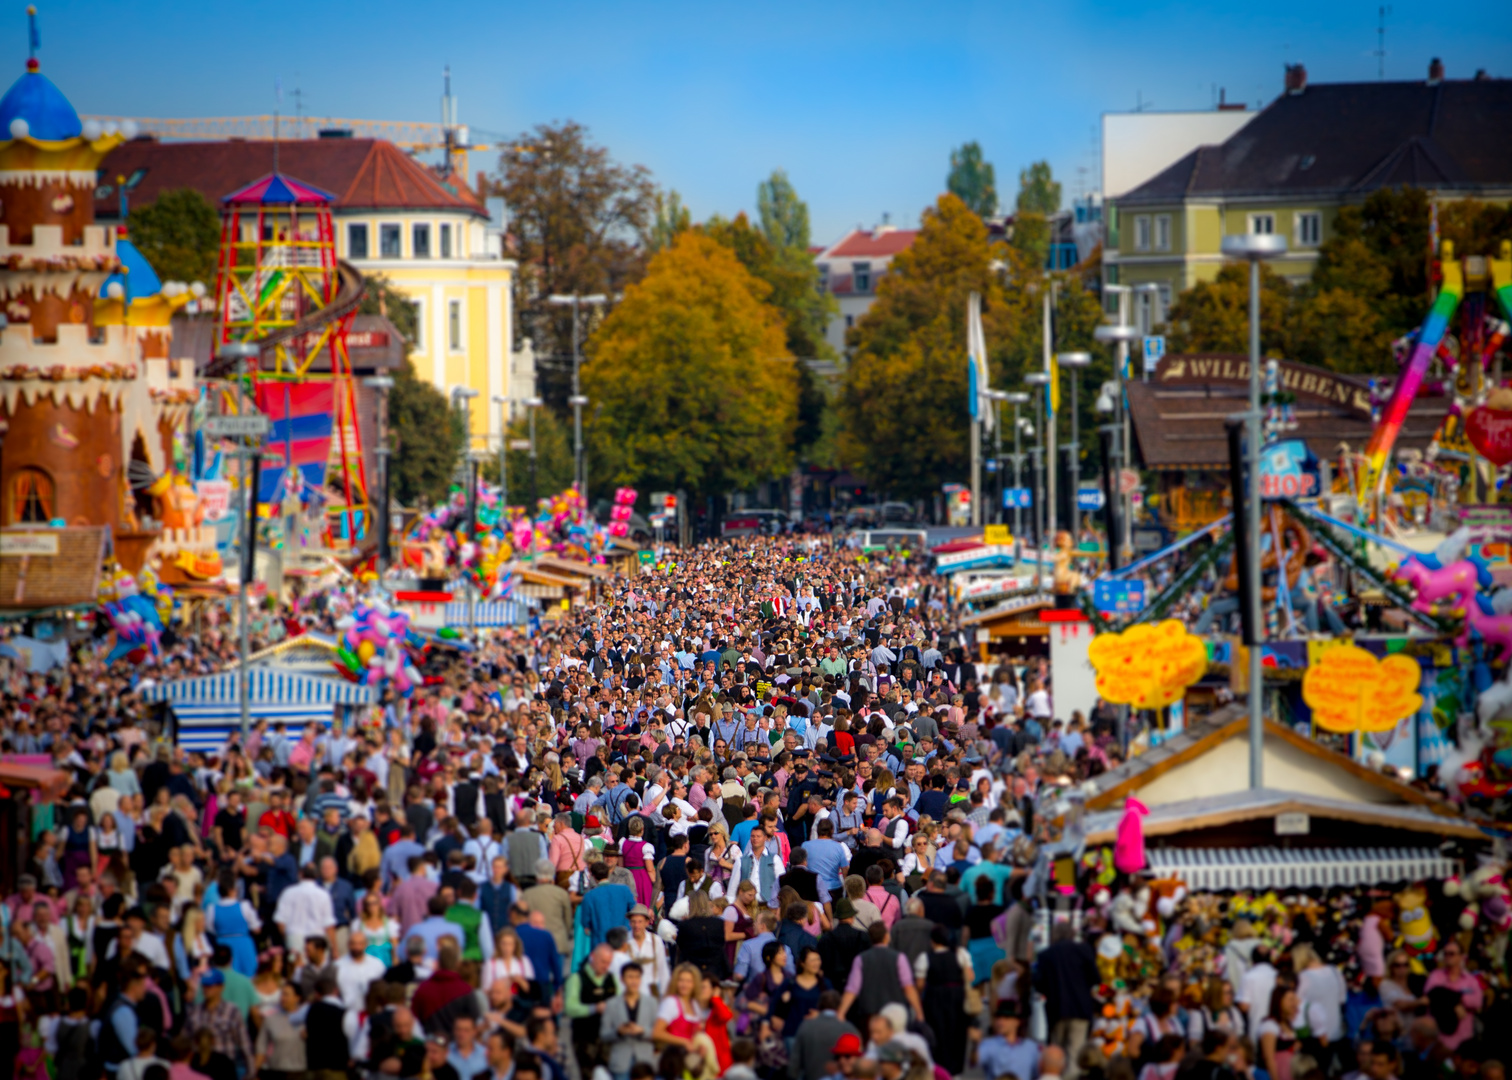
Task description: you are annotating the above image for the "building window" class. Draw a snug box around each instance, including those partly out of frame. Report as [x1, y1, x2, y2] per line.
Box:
[853, 262, 871, 293]
[380, 224, 402, 258]
[1296, 212, 1322, 247]
[408, 299, 425, 354]
[440, 223, 452, 259]
[348, 223, 369, 259]
[10, 468, 54, 525]
[448, 300, 462, 352]
[845, 315, 854, 330]
[1249, 214, 1276, 236]
[1154, 214, 1171, 252]
[817, 263, 829, 292]
[1133, 215, 1151, 251]
[413, 223, 431, 258]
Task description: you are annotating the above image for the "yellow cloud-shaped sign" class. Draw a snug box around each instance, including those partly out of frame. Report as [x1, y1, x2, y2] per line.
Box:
[1087, 619, 1209, 710]
[1301, 644, 1422, 733]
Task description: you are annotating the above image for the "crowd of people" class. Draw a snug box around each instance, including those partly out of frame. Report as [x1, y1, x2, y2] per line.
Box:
[0, 532, 1502, 1080]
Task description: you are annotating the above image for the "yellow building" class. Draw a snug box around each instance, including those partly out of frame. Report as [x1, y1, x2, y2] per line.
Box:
[97, 137, 528, 447]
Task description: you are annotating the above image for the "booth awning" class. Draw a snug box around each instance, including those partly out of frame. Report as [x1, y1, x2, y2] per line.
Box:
[140, 668, 373, 751]
[1146, 846, 1459, 891]
[445, 599, 527, 628]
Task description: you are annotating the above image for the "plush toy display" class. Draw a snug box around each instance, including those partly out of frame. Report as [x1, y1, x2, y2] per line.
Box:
[1394, 883, 1438, 955]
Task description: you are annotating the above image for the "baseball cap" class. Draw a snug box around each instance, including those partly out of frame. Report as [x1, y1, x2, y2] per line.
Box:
[200, 969, 225, 987]
[831, 1034, 863, 1057]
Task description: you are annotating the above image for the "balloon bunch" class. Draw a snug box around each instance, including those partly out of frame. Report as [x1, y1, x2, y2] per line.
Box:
[101, 571, 165, 664]
[334, 597, 424, 696]
[607, 487, 638, 538]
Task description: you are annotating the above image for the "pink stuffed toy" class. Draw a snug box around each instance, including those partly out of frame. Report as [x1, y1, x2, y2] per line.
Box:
[1113, 796, 1149, 874]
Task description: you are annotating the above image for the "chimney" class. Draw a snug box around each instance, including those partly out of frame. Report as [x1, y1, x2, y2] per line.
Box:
[1284, 63, 1307, 95]
[1428, 58, 1444, 85]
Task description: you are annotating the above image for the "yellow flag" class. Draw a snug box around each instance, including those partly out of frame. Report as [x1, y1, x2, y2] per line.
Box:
[1049, 355, 1060, 414]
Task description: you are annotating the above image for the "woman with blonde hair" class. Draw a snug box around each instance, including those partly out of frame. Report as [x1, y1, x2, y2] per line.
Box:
[481, 925, 535, 993]
[172, 905, 213, 983]
[652, 963, 710, 1050]
[106, 752, 141, 796]
[354, 890, 399, 966]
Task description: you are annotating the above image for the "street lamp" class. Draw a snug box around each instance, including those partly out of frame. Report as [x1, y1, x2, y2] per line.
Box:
[364, 375, 395, 573]
[217, 341, 262, 740]
[1095, 320, 1142, 562]
[1221, 231, 1288, 790]
[491, 394, 509, 508]
[547, 293, 608, 496]
[1025, 372, 1050, 592]
[1057, 351, 1092, 533]
[524, 396, 544, 506]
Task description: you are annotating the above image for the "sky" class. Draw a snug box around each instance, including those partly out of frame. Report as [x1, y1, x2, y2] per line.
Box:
[34, 0, 1512, 244]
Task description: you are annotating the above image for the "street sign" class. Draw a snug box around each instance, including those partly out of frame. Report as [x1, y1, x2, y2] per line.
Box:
[508, 439, 532, 450]
[1002, 487, 1032, 509]
[1076, 487, 1105, 511]
[205, 414, 270, 438]
[1117, 469, 1141, 496]
[984, 459, 998, 473]
[983, 524, 1012, 545]
[1143, 335, 1165, 373]
[1094, 578, 1146, 615]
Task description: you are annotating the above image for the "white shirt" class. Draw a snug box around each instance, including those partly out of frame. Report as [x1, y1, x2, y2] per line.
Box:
[1026, 690, 1052, 719]
[273, 880, 336, 948]
[334, 952, 387, 1012]
[614, 931, 671, 996]
[1238, 962, 1278, 1040]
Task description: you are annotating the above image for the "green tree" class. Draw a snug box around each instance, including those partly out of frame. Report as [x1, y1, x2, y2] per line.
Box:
[582, 230, 796, 499]
[358, 275, 463, 506]
[127, 188, 220, 286]
[1009, 162, 1061, 271]
[946, 142, 998, 218]
[495, 407, 573, 504]
[1163, 263, 1294, 356]
[496, 121, 658, 408]
[649, 189, 691, 252]
[757, 169, 812, 252]
[839, 194, 1039, 500]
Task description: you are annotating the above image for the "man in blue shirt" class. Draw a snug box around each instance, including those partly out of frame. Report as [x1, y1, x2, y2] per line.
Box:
[380, 825, 426, 889]
[977, 1006, 1041, 1080]
[576, 863, 635, 948]
[514, 906, 564, 1002]
[802, 819, 852, 901]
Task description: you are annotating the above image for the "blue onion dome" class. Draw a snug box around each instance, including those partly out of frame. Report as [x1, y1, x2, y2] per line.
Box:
[0, 58, 82, 141]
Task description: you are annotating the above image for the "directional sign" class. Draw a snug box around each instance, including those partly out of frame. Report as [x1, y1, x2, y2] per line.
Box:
[1143, 335, 1165, 373]
[205, 414, 270, 438]
[1002, 487, 1032, 509]
[1076, 487, 1105, 511]
[1094, 578, 1146, 615]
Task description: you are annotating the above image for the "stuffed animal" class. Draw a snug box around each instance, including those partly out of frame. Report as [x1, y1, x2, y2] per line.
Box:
[1445, 862, 1512, 932]
[1394, 884, 1438, 955]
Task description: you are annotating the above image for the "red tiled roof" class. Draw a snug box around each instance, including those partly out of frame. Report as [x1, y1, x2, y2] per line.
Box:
[96, 138, 487, 219]
[823, 227, 919, 258]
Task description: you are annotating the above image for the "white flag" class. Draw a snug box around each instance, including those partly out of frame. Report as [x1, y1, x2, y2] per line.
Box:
[967, 291, 993, 433]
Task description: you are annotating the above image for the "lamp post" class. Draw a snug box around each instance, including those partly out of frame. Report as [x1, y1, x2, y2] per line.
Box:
[363, 375, 395, 573]
[547, 293, 608, 496]
[1057, 351, 1092, 535]
[1133, 281, 1162, 381]
[1220, 231, 1288, 790]
[1095, 319, 1141, 563]
[1002, 392, 1030, 537]
[491, 394, 509, 509]
[525, 396, 543, 507]
[1025, 371, 1050, 592]
[218, 340, 262, 740]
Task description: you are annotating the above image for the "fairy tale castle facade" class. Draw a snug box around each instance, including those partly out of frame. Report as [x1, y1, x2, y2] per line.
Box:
[0, 48, 194, 544]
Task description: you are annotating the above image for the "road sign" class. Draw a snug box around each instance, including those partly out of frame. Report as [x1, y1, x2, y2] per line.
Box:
[1094, 578, 1146, 615]
[1002, 487, 1032, 509]
[508, 439, 532, 450]
[1143, 334, 1165, 373]
[1117, 469, 1141, 495]
[1076, 487, 1105, 511]
[205, 414, 270, 438]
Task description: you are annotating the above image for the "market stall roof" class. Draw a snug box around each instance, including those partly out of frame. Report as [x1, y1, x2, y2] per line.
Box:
[140, 667, 373, 751]
[1083, 705, 1462, 821]
[1126, 354, 1445, 471]
[1142, 845, 1459, 891]
[533, 555, 612, 580]
[961, 593, 1055, 640]
[0, 762, 71, 802]
[0, 527, 109, 610]
[1081, 786, 1483, 845]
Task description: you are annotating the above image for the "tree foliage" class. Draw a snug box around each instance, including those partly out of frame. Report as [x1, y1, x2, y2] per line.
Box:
[1164, 263, 1295, 357]
[946, 142, 998, 218]
[757, 169, 812, 252]
[1016, 162, 1061, 216]
[493, 407, 573, 503]
[357, 275, 463, 506]
[582, 230, 796, 499]
[127, 188, 220, 287]
[496, 121, 658, 409]
[649, 189, 691, 253]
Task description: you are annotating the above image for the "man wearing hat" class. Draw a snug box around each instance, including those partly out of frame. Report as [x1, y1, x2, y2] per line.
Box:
[620, 904, 669, 998]
[817, 898, 871, 997]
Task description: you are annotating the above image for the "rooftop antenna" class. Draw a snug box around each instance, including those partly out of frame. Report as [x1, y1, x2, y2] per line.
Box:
[26, 4, 38, 66]
[293, 77, 305, 138]
[273, 77, 282, 172]
[441, 65, 457, 175]
[1374, 6, 1391, 80]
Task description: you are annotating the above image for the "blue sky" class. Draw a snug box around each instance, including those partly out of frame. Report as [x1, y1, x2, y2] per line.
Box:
[34, 0, 1512, 243]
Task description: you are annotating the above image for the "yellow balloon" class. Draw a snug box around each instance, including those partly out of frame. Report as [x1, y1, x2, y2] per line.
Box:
[357, 641, 376, 664]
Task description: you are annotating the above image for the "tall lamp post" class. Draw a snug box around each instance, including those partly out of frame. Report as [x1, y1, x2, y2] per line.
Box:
[1221, 232, 1288, 790]
[524, 396, 544, 507]
[363, 375, 395, 573]
[491, 394, 509, 508]
[218, 341, 262, 740]
[1057, 351, 1092, 535]
[1095, 320, 1141, 563]
[1024, 372, 1050, 592]
[546, 293, 607, 496]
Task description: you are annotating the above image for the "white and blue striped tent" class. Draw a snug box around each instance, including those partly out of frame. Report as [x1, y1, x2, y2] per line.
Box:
[141, 668, 374, 751]
[442, 597, 529, 628]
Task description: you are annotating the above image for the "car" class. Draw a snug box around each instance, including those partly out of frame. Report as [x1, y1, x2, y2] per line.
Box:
[721, 509, 791, 536]
[846, 528, 928, 553]
[880, 501, 917, 524]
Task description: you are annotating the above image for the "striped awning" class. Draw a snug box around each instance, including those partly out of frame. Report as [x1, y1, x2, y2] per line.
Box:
[443, 599, 526, 627]
[140, 667, 373, 751]
[1145, 847, 1459, 891]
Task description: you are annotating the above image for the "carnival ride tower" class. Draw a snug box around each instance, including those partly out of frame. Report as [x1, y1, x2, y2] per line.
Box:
[212, 172, 369, 543]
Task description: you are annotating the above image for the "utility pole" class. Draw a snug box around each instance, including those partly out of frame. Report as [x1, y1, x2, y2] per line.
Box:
[525, 396, 542, 506]
[547, 293, 607, 500]
[1058, 351, 1092, 535]
[216, 342, 262, 740]
[1025, 372, 1050, 591]
[364, 375, 394, 573]
[1042, 288, 1057, 539]
[491, 394, 509, 508]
